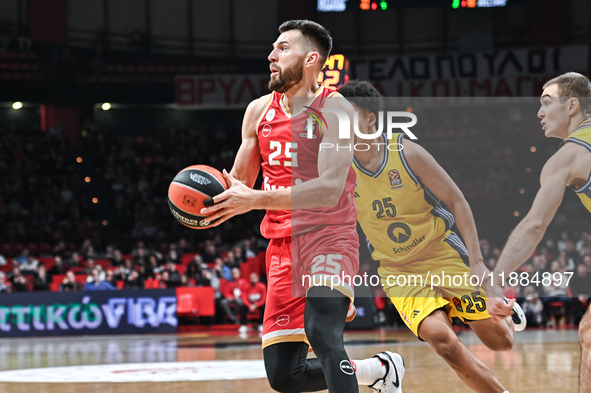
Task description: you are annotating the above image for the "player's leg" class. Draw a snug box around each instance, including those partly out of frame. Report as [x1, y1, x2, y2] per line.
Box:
[263, 342, 327, 392]
[305, 285, 359, 393]
[418, 309, 508, 393]
[468, 317, 514, 351]
[580, 308, 591, 393]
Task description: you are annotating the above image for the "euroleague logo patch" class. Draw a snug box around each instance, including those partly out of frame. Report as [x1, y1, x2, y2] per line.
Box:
[276, 315, 290, 326]
[262, 124, 272, 137]
[266, 109, 275, 122]
[339, 360, 354, 375]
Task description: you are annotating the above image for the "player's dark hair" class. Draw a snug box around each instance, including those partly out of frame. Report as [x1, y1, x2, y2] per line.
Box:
[278, 20, 332, 63]
[543, 72, 591, 116]
[338, 80, 384, 115]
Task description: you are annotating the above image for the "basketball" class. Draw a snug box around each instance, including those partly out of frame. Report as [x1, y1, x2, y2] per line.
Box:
[168, 165, 229, 229]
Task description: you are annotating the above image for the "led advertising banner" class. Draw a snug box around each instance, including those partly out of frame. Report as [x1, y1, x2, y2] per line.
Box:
[0, 289, 178, 337]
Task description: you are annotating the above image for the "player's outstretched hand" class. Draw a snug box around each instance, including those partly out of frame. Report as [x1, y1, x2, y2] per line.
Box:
[200, 169, 257, 226]
[482, 276, 514, 323]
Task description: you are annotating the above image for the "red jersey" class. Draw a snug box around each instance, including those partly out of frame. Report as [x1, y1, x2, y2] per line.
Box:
[240, 282, 267, 308]
[221, 278, 248, 300]
[256, 86, 357, 239]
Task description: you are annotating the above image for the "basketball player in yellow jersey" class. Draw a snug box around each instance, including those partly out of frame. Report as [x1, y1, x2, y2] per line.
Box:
[485, 72, 591, 393]
[339, 80, 522, 393]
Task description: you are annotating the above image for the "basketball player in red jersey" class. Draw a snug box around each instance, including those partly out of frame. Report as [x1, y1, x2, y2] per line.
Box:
[202, 20, 404, 393]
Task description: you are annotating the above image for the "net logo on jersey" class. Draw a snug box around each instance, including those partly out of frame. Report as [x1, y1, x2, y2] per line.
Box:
[388, 169, 401, 186]
[261, 124, 272, 137]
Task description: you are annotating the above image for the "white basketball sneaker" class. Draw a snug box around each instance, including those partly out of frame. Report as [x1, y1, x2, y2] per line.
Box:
[370, 351, 405, 393]
[506, 298, 527, 332]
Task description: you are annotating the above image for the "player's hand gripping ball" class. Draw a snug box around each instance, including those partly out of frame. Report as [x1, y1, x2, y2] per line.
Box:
[168, 165, 228, 229]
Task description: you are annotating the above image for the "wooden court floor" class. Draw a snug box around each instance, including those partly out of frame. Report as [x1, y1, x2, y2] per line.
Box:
[0, 328, 581, 393]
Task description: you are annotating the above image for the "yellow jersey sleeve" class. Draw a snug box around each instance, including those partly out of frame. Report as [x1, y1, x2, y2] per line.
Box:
[562, 126, 591, 213]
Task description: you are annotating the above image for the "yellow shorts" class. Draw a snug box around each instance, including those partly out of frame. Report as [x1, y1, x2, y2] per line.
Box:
[379, 233, 490, 337]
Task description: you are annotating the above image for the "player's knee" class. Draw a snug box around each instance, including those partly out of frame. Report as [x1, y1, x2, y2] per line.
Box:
[426, 331, 462, 361]
[486, 331, 514, 352]
[487, 336, 514, 352]
[305, 319, 335, 354]
[265, 363, 298, 393]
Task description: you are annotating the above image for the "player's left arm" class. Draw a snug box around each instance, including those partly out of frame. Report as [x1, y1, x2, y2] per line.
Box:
[403, 139, 485, 271]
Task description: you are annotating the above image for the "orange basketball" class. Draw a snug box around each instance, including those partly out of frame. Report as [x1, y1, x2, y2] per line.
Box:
[167, 165, 229, 229]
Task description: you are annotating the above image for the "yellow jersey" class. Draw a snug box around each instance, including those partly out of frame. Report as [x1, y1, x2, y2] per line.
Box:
[353, 133, 465, 266]
[562, 126, 591, 213]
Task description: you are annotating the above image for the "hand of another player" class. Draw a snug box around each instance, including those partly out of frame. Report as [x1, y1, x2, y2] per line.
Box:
[200, 169, 257, 226]
[481, 276, 513, 323]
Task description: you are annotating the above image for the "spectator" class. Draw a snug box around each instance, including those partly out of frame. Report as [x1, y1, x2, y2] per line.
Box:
[0, 272, 10, 293]
[32, 265, 50, 291]
[570, 264, 591, 324]
[213, 257, 232, 281]
[109, 249, 125, 266]
[532, 255, 549, 274]
[112, 265, 127, 282]
[59, 271, 79, 292]
[219, 267, 247, 327]
[47, 256, 67, 280]
[164, 245, 182, 265]
[9, 267, 29, 292]
[123, 270, 145, 290]
[105, 269, 117, 287]
[522, 286, 544, 327]
[20, 255, 39, 272]
[83, 268, 115, 291]
[87, 264, 106, 283]
[203, 268, 230, 323]
[223, 250, 238, 268]
[157, 271, 167, 286]
[186, 255, 209, 286]
[201, 241, 219, 264]
[238, 272, 266, 333]
[133, 248, 149, 267]
[233, 245, 246, 265]
[0, 253, 7, 266]
[542, 260, 571, 326]
[122, 258, 135, 276]
[83, 258, 96, 275]
[243, 239, 258, 258]
[164, 261, 182, 288]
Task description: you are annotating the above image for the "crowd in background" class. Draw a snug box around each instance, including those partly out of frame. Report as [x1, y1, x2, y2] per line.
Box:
[1, 99, 590, 330]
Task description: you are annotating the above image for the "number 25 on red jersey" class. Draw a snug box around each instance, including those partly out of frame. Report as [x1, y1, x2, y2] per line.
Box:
[268, 141, 298, 167]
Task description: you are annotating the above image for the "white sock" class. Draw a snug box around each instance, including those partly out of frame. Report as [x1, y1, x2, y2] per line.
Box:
[352, 357, 386, 385]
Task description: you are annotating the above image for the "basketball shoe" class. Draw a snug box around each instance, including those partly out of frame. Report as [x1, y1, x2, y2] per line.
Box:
[370, 351, 405, 393]
[506, 298, 527, 332]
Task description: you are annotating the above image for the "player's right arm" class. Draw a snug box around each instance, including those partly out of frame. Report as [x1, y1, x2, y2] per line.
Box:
[228, 96, 268, 188]
[485, 144, 581, 319]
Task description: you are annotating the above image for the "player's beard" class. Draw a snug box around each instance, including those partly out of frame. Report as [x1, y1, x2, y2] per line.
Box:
[269, 56, 305, 93]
